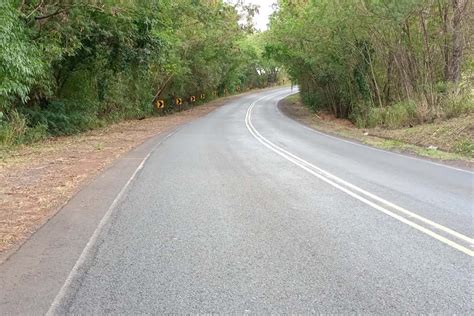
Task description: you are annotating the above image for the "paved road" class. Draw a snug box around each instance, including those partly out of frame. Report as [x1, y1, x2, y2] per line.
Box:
[1, 87, 473, 314]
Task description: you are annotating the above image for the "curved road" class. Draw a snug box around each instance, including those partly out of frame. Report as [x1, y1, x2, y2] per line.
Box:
[1, 87, 473, 314]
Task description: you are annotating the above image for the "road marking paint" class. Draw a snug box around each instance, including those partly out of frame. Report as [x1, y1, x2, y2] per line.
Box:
[250, 95, 473, 244]
[245, 92, 474, 256]
[46, 130, 179, 315]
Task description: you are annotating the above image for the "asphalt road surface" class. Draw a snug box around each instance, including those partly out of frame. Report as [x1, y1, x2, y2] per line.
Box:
[1, 87, 473, 314]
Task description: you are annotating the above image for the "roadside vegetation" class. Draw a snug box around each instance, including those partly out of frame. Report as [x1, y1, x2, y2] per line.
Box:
[1, 0, 472, 154]
[280, 94, 473, 161]
[0, 0, 283, 148]
[266, 0, 473, 129]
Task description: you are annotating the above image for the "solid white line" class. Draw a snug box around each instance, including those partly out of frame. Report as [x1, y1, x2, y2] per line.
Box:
[249, 97, 473, 245]
[246, 92, 473, 256]
[46, 130, 178, 315]
[279, 91, 474, 175]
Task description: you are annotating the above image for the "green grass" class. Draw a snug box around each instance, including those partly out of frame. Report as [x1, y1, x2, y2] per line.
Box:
[366, 139, 470, 161]
[453, 139, 474, 157]
[285, 94, 301, 103]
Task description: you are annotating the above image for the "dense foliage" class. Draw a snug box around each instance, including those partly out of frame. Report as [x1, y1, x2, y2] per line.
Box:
[267, 0, 473, 128]
[3, 0, 470, 147]
[0, 0, 282, 146]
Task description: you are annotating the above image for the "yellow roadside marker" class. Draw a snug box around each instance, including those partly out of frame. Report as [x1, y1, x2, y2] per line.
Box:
[154, 100, 165, 109]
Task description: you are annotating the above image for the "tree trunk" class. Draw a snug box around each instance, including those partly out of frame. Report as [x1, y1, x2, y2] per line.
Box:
[448, 0, 468, 83]
[420, 11, 435, 107]
[439, 1, 451, 81]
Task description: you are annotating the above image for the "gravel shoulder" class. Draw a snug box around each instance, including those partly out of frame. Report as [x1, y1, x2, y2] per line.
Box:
[279, 94, 474, 169]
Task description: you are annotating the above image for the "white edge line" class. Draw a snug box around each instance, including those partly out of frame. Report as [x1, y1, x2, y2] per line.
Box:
[278, 91, 474, 175]
[46, 90, 473, 314]
[46, 130, 178, 315]
[246, 92, 473, 257]
[249, 94, 473, 245]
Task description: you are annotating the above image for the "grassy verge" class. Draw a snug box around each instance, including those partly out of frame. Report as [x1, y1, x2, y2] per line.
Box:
[280, 94, 474, 166]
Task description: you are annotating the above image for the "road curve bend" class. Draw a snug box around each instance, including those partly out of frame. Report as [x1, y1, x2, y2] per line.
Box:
[1, 87, 473, 314]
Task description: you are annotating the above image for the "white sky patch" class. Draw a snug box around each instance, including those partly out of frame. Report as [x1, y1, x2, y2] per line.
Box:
[251, 0, 275, 31]
[226, 0, 276, 31]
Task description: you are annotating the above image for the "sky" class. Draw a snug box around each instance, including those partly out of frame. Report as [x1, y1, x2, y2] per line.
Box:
[249, 0, 276, 31]
[227, 0, 276, 31]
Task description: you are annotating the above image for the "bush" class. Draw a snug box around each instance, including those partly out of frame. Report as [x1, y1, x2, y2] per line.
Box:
[301, 91, 325, 113]
[0, 110, 27, 147]
[453, 139, 474, 157]
[350, 101, 380, 128]
[23, 101, 103, 136]
[22, 123, 48, 144]
[384, 101, 417, 128]
[366, 107, 385, 128]
[352, 100, 418, 129]
[439, 89, 474, 119]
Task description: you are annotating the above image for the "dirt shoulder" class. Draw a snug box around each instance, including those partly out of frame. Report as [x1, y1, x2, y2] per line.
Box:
[0, 93, 252, 254]
[279, 94, 474, 169]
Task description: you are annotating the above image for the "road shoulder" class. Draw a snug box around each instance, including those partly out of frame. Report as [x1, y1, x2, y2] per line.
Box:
[278, 94, 473, 170]
[0, 93, 250, 257]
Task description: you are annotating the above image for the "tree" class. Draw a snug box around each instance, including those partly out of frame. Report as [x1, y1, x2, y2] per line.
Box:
[1, 0, 280, 146]
[266, 0, 473, 127]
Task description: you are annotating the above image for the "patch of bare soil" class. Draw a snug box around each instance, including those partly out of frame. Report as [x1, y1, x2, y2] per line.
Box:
[279, 95, 474, 166]
[0, 97, 234, 254]
[316, 112, 355, 128]
[279, 96, 370, 140]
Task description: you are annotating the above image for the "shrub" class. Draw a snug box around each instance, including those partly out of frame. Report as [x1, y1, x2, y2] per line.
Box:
[301, 91, 324, 112]
[384, 100, 417, 128]
[0, 110, 27, 147]
[453, 139, 474, 157]
[351, 100, 418, 129]
[350, 103, 365, 128]
[366, 107, 385, 128]
[439, 89, 474, 119]
[23, 101, 103, 136]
